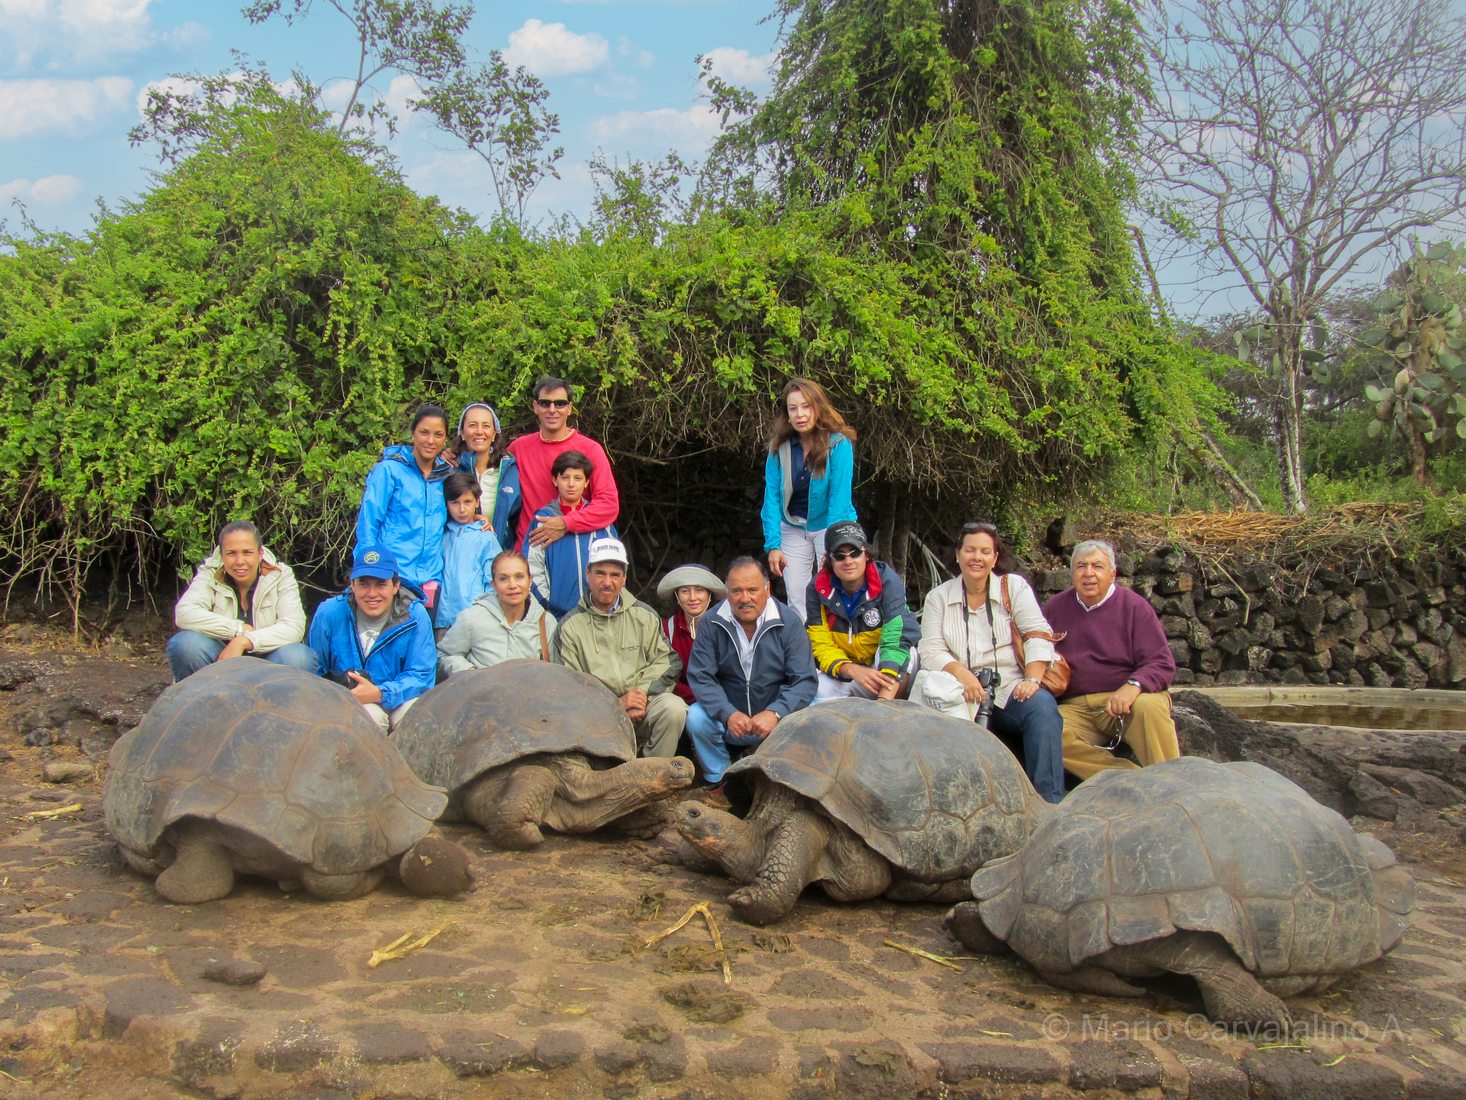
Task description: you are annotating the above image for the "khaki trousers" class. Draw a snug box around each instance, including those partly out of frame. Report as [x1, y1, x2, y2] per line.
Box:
[1059, 691, 1179, 780]
[636, 693, 690, 758]
[365, 698, 416, 735]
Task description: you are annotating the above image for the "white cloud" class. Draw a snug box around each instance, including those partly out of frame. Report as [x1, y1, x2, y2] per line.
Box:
[383, 73, 423, 125]
[0, 76, 132, 139]
[592, 72, 642, 101]
[0, 173, 83, 205]
[157, 19, 208, 51]
[29, 173, 82, 202]
[503, 19, 609, 78]
[58, 0, 150, 43]
[0, 0, 49, 18]
[2, 0, 206, 69]
[701, 46, 776, 91]
[617, 36, 654, 70]
[592, 104, 721, 148]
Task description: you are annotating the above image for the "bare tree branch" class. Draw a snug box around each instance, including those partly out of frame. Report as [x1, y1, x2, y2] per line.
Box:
[1141, 0, 1466, 511]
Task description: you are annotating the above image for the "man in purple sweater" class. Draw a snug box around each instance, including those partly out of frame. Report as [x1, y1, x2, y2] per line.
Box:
[1042, 539, 1181, 781]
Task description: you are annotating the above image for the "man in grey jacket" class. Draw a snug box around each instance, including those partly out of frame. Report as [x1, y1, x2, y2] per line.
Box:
[553, 537, 688, 757]
[685, 556, 818, 791]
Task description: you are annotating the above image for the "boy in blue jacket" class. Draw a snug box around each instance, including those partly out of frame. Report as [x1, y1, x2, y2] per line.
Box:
[437, 471, 502, 633]
[526, 451, 617, 617]
[308, 545, 437, 734]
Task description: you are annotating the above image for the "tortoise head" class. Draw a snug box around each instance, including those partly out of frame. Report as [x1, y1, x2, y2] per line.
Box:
[652, 756, 696, 794]
[398, 836, 475, 898]
[673, 799, 751, 869]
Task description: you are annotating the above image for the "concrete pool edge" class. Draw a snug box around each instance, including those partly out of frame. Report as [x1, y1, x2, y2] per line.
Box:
[1181, 685, 1466, 733]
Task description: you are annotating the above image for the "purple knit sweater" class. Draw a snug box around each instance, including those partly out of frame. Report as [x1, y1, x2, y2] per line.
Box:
[1041, 585, 1176, 699]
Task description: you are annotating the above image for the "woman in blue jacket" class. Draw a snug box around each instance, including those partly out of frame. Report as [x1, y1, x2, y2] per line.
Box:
[760, 378, 858, 623]
[355, 404, 454, 613]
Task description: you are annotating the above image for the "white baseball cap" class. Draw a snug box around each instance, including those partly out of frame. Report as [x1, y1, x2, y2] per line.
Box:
[586, 537, 629, 567]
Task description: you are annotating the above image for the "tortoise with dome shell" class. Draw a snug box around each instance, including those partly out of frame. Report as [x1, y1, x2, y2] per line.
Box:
[944, 756, 1415, 1029]
[672, 697, 1044, 925]
[392, 660, 695, 849]
[104, 661, 472, 902]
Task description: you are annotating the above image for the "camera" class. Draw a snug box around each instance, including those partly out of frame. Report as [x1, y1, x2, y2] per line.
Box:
[973, 668, 1000, 729]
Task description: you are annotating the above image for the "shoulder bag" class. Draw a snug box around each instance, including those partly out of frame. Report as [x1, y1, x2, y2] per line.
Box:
[1000, 575, 1070, 697]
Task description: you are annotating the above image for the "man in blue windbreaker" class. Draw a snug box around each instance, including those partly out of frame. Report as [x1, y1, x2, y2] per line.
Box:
[309, 545, 437, 734]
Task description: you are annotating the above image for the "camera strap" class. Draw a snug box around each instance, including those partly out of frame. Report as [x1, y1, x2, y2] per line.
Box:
[962, 581, 1000, 678]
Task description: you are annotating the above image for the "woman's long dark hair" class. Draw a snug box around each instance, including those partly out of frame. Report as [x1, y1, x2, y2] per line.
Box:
[767, 377, 857, 477]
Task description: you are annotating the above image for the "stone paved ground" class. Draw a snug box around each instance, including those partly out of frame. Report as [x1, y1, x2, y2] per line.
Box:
[3, 632, 1466, 1098]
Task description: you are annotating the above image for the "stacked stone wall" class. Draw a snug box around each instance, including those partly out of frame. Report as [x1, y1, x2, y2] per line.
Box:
[1026, 546, 1466, 689]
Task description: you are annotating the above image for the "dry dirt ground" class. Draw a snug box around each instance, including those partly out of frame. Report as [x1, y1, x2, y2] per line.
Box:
[2, 618, 1465, 1099]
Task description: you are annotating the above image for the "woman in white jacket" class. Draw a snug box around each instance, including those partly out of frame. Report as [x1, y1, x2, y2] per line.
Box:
[915, 522, 1065, 803]
[437, 550, 555, 677]
[166, 521, 317, 681]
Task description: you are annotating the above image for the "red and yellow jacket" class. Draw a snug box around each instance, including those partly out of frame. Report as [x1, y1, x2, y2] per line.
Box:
[805, 560, 920, 679]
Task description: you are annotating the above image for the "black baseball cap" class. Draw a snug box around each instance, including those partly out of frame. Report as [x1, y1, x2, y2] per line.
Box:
[826, 521, 867, 553]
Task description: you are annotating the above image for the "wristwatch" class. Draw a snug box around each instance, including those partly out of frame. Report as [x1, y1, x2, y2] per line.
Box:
[1124, 678, 1142, 689]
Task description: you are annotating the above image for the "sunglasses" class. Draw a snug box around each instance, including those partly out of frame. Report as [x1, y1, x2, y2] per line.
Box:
[830, 548, 864, 561]
[535, 398, 572, 409]
[961, 522, 998, 535]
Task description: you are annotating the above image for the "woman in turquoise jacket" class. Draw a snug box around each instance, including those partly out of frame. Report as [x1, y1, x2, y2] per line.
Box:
[760, 378, 858, 623]
[354, 405, 454, 610]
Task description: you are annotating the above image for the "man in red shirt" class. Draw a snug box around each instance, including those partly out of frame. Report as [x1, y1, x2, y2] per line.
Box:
[1042, 539, 1181, 781]
[506, 376, 621, 551]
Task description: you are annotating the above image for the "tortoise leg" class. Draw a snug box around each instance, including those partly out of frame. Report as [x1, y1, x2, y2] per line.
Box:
[726, 808, 831, 926]
[155, 822, 236, 903]
[884, 877, 970, 904]
[1113, 933, 1291, 1032]
[463, 764, 557, 849]
[817, 824, 891, 902]
[945, 902, 1008, 954]
[298, 868, 383, 900]
[1041, 965, 1149, 999]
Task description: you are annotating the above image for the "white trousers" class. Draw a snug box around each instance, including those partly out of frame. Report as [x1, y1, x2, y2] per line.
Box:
[779, 521, 825, 624]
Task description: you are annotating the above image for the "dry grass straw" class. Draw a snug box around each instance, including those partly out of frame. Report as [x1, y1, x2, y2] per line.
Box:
[1093, 504, 1430, 566]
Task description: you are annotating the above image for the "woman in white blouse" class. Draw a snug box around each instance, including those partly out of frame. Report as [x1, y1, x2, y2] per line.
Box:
[916, 522, 1065, 803]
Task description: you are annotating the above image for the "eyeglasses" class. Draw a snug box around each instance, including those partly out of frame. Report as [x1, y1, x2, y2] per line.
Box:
[830, 548, 864, 561]
[535, 398, 572, 409]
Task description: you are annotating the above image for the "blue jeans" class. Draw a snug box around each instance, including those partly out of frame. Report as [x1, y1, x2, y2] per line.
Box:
[685, 702, 765, 784]
[988, 688, 1065, 803]
[166, 630, 319, 682]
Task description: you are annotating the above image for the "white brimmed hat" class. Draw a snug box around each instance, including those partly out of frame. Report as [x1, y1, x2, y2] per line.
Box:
[655, 564, 727, 601]
[586, 537, 629, 567]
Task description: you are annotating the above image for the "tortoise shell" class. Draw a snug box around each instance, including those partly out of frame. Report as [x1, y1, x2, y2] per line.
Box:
[725, 698, 1040, 881]
[973, 756, 1414, 977]
[104, 660, 446, 874]
[392, 660, 637, 794]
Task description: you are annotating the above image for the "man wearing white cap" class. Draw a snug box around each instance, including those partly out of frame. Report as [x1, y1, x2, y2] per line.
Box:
[553, 537, 689, 758]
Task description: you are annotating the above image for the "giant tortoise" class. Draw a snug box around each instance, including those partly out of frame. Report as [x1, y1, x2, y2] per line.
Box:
[104, 661, 472, 903]
[392, 660, 694, 849]
[945, 756, 1415, 1029]
[673, 698, 1044, 925]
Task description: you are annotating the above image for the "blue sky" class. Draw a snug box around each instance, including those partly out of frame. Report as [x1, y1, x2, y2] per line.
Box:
[1, 0, 779, 239]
